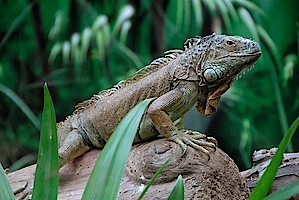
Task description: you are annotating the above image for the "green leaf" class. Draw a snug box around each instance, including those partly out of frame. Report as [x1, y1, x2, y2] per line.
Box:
[62, 41, 71, 65]
[0, 164, 14, 200]
[82, 98, 153, 200]
[264, 180, 299, 200]
[256, 28, 291, 150]
[215, 0, 231, 30]
[168, 175, 184, 200]
[119, 21, 132, 44]
[175, 0, 184, 27]
[282, 54, 297, 87]
[116, 42, 144, 69]
[48, 43, 62, 64]
[202, 0, 217, 18]
[223, 0, 238, 21]
[231, 0, 265, 16]
[249, 117, 299, 200]
[257, 25, 283, 72]
[0, 83, 41, 130]
[238, 7, 259, 41]
[138, 152, 177, 200]
[80, 28, 92, 63]
[0, 2, 32, 51]
[91, 15, 108, 32]
[113, 5, 135, 36]
[32, 83, 58, 200]
[191, 0, 203, 31]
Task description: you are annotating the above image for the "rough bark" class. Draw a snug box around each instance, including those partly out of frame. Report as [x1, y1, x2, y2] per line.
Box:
[7, 140, 299, 199]
[240, 148, 299, 199]
[7, 138, 248, 199]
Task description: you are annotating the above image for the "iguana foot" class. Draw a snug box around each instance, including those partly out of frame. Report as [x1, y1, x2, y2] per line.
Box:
[13, 179, 33, 200]
[167, 130, 217, 159]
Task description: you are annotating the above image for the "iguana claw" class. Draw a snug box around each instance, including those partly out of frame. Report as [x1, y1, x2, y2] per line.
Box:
[167, 130, 217, 159]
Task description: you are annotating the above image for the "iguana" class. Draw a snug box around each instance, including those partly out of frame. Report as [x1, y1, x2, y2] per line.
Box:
[57, 34, 261, 167]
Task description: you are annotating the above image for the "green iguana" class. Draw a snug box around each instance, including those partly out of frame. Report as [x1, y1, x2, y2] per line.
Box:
[57, 34, 261, 167]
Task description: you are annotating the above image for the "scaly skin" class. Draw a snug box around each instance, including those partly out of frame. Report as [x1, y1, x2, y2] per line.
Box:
[57, 34, 261, 167]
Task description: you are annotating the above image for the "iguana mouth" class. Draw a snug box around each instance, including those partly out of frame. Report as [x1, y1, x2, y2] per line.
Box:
[216, 50, 261, 59]
[232, 50, 261, 78]
[250, 50, 262, 55]
[239, 50, 262, 57]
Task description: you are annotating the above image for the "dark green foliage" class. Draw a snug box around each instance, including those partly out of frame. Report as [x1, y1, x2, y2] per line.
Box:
[249, 117, 299, 199]
[0, 0, 298, 174]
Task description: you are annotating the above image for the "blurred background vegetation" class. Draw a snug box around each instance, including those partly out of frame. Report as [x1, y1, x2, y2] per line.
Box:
[0, 0, 298, 171]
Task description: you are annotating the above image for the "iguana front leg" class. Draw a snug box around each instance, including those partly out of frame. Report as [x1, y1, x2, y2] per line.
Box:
[147, 83, 216, 156]
[58, 129, 91, 167]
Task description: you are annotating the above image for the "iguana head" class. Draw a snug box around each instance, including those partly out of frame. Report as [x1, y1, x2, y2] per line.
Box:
[187, 34, 261, 115]
[192, 34, 261, 85]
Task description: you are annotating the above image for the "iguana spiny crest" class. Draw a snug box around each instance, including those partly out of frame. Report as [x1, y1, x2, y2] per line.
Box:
[75, 34, 260, 115]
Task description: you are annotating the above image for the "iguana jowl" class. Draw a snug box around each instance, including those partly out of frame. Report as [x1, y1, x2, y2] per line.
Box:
[57, 34, 261, 167]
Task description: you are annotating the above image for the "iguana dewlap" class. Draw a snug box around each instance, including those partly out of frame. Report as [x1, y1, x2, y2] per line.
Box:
[57, 34, 261, 167]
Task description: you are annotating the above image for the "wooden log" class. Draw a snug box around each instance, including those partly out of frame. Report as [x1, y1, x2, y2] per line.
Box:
[240, 148, 299, 199]
[13, 139, 299, 199]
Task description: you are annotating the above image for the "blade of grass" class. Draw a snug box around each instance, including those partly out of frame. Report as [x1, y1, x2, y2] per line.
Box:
[112, 5, 134, 36]
[82, 98, 153, 200]
[116, 42, 144, 69]
[0, 164, 14, 200]
[81, 28, 92, 63]
[257, 25, 292, 151]
[264, 180, 299, 200]
[168, 175, 184, 200]
[32, 83, 58, 200]
[0, 2, 32, 52]
[202, 0, 217, 18]
[183, 0, 191, 32]
[138, 151, 177, 200]
[215, 0, 231, 30]
[223, 0, 238, 21]
[257, 25, 283, 72]
[119, 21, 132, 44]
[48, 43, 62, 64]
[191, 0, 203, 32]
[176, 0, 184, 27]
[238, 7, 259, 40]
[231, 0, 265, 16]
[0, 83, 40, 130]
[249, 117, 299, 200]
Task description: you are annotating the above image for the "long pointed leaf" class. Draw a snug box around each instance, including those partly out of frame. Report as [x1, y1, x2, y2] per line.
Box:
[215, 0, 231, 30]
[168, 175, 184, 200]
[249, 117, 299, 199]
[191, 0, 203, 31]
[0, 164, 14, 200]
[264, 180, 299, 200]
[32, 83, 58, 200]
[238, 8, 259, 40]
[0, 83, 40, 130]
[82, 99, 153, 200]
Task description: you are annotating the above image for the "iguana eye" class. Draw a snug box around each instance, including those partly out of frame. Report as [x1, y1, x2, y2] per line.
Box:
[226, 40, 235, 46]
